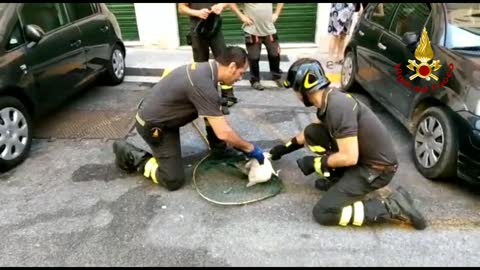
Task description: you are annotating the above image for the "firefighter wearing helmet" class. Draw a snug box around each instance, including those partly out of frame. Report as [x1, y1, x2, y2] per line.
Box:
[270, 58, 427, 230]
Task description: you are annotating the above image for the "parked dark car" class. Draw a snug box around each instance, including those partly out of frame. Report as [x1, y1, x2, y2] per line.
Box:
[341, 3, 480, 183]
[0, 3, 126, 172]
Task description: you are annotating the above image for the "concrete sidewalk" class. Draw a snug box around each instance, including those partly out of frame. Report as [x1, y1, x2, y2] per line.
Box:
[123, 46, 342, 87]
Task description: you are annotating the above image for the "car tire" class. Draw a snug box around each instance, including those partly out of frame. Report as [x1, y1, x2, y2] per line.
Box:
[413, 107, 457, 180]
[103, 44, 125, 85]
[0, 96, 33, 172]
[341, 50, 359, 92]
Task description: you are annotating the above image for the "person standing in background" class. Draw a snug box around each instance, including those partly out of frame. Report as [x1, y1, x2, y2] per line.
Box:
[178, 3, 238, 107]
[230, 3, 284, 91]
[344, 3, 367, 55]
[328, 3, 355, 64]
[349, 3, 368, 36]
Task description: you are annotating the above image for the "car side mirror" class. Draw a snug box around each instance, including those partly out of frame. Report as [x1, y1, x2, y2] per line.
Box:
[24, 24, 45, 43]
[403, 32, 419, 52]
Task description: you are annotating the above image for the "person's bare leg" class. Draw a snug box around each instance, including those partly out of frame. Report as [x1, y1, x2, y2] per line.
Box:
[337, 35, 347, 62]
[329, 35, 339, 61]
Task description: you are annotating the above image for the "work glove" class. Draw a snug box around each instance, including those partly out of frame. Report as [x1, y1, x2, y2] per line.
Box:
[296, 155, 330, 177]
[245, 143, 265, 165]
[269, 137, 304, 160]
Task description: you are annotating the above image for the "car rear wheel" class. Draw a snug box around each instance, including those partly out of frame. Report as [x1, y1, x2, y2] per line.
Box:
[103, 44, 125, 85]
[413, 107, 457, 180]
[0, 96, 32, 172]
[341, 50, 359, 92]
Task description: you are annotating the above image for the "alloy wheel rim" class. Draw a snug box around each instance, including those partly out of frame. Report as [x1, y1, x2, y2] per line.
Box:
[342, 56, 353, 87]
[0, 107, 28, 161]
[112, 49, 124, 79]
[415, 116, 444, 168]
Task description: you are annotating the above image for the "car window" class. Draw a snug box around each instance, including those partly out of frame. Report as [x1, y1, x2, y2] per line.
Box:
[64, 3, 97, 21]
[425, 14, 432, 34]
[6, 23, 25, 50]
[390, 3, 431, 38]
[368, 3, 397, 29]
[0, 3, 6, 17]
[445, 3, 480, 48]
[19, 3, 68, 33]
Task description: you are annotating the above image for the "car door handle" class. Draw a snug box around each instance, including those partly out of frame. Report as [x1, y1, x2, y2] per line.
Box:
[359, 30, 365, 36]
[70, 40, 82, 47]
[377, 42, 387, 50]
[100, 25, 109, 32]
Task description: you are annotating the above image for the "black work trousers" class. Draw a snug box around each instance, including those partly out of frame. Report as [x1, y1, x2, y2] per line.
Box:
[245, 33, 282, 83]
[303, 123, 394, 227]
[190, 30, 235, 99]
[135, 121, 185, 191]
[190, 30, 226, 62]
[190, 30, 231, 150]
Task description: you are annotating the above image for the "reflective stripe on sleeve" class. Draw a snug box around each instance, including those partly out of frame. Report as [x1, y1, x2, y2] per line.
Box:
[314, 157, 323, 175]
[309, 145, 326, 154]
[220, 85, 233, 90]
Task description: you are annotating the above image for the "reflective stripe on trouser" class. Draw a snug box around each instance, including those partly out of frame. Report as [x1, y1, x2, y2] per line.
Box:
[312, 165, 394, 227]
[338, 201, 365, 226]
[143, 157, 159, 184]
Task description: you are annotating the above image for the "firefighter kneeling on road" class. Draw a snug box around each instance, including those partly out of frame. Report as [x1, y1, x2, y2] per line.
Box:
[269, 58, 427, 230]
[113, 46, 265, 191]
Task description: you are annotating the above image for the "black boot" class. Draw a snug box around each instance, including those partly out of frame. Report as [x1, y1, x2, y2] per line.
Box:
[224, 94, 238, 107]
[220, 84, 238, 107]
[314, 168, 344, 191]
[112, 140, 151, 173]
[384, 186, 427, 230]
[315, 177, 339, 191]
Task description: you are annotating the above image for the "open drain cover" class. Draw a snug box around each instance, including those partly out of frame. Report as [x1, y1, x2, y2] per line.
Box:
[33, 110, 135, 139]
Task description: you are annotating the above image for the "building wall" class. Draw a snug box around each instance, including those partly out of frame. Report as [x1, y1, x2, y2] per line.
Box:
[134, 3, 180, 48]
[315, 3, 333, 52]
[133, 3, 331, 49]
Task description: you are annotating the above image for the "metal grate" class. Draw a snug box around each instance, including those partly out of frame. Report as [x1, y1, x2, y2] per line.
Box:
[33, 110, 135, 139]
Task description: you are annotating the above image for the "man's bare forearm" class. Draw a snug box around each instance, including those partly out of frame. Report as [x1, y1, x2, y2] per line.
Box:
[229, 3, 244, 19]
[222, 130, 253, 153]
[324, 152, 355, 168]
[178, 3, 195, 16]
[275, 3, 284, 16]
[295, 131, 305, 145]
[325, 137, 359, 168]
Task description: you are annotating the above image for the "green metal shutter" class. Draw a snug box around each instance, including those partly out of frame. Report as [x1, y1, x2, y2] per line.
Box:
[177, 3, 317, 45]
[106, 3, 139, 41]
[275, 3, 317, 42]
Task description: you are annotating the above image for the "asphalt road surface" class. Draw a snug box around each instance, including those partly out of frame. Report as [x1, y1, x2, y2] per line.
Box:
[0, 81, 479, 266]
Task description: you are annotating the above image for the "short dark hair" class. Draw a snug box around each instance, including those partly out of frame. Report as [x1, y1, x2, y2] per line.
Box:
[216, 46, 248, 68]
